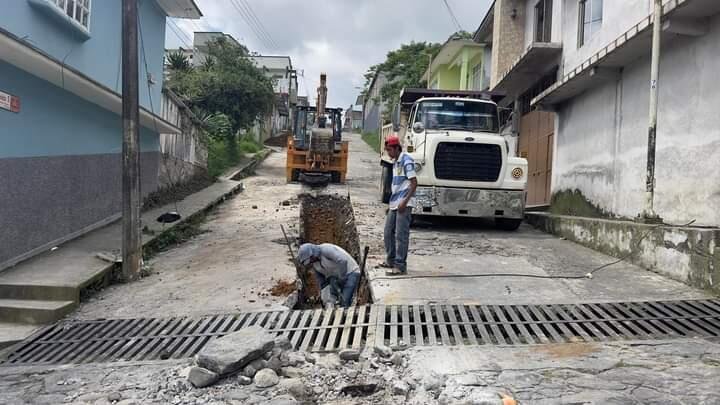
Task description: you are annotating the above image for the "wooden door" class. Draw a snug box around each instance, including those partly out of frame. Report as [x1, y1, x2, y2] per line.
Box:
[519, 110, 554, 207]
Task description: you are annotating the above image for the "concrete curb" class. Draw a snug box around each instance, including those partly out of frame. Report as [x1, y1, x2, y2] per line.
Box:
[526, 212, 720, 293]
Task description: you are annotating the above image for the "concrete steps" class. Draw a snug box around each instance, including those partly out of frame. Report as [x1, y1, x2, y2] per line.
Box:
[0, 322, 41, 350]
[0, 299, 76, 324]
[0, 283, 78, 302]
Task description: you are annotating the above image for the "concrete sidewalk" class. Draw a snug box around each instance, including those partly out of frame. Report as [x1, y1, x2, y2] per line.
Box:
[0, 152, 269, 348]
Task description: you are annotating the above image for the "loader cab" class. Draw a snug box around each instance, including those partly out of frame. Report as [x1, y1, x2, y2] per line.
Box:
[293, 105, 317, 149]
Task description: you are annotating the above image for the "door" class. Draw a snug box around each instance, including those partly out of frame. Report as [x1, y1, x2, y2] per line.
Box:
[519, 110, 554, 207]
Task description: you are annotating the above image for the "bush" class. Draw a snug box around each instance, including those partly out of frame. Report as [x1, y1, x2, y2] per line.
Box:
[207, 135, 263, 178]
[238, 137, 261, 154]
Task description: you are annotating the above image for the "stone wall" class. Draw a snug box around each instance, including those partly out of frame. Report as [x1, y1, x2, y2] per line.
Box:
[490, 0, 527, 88]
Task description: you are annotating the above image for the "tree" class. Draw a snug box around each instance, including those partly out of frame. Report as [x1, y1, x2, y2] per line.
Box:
[168, 37, 275, 134]
[362, 31, 471, 122]
[165, 50, 191, 72]
[362, 41, 442, 122]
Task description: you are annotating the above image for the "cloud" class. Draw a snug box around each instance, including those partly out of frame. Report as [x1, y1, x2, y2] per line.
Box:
[165, 0, 493, 110]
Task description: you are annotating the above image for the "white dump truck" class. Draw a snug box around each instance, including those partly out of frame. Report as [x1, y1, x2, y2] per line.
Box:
[380, 88, 527, 230]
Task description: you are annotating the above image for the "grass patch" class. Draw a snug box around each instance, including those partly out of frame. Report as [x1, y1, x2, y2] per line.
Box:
[361, 131, 381, 153]
[207, 136, 263, 178]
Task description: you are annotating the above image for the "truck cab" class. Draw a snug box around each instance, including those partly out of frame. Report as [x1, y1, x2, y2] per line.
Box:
[380, 88, 528, 230]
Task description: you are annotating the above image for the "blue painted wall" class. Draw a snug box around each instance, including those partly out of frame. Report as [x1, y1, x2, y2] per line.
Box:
[0, 61, 159, 159]
[0, 0, 167, 112]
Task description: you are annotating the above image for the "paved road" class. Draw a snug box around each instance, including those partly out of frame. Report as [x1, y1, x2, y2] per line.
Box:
[339, 132, 709, 305]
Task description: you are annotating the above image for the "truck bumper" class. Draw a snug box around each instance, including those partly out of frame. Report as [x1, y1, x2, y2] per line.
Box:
[412, 186, 525, 219]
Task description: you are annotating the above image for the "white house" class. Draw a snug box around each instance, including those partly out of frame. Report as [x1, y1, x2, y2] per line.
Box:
[487, 0, 720, 226]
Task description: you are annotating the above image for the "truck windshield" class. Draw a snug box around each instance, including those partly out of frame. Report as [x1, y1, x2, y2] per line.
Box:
[415, 100, 499, 133]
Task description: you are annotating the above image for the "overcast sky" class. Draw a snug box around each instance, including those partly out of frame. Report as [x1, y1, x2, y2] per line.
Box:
[166, 0, 492, 110]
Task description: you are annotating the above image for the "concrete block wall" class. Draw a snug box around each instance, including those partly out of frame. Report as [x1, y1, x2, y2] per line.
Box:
[490, 0, 527, 88]
[527, 213, 720, 294]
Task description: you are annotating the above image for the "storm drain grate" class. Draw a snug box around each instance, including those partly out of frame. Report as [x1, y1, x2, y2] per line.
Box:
[375, 300, 720, 347]
[4, 300, 720, 366]
[1, 306, 374, 366]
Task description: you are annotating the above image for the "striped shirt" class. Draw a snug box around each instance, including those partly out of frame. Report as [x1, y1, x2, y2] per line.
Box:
[389, 152, 417, 210]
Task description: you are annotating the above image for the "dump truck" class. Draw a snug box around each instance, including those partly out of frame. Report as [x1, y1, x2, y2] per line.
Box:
[286, 73, 348, 185]
[380, 88, 527, 230]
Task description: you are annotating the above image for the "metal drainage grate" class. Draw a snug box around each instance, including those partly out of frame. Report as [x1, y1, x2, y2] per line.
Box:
[2, 306, 374, 366]
[374, 300, 720, 347]
[3, 300, 720, 366]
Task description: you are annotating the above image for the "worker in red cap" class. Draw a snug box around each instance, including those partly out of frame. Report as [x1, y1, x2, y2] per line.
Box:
[380, 135, 417, 275]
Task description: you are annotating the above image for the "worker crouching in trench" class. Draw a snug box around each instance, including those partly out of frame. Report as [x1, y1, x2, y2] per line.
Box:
[297, 243, 360, 309]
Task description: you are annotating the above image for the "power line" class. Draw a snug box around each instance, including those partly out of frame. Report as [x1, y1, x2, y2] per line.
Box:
[237, 0, 279, 49]
[442, 0, 464, 32]
[228, 0, 275, 50]
[166, 19, 192, 49]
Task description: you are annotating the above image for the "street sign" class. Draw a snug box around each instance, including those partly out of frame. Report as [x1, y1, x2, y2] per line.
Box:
[0, 90, 20, 113]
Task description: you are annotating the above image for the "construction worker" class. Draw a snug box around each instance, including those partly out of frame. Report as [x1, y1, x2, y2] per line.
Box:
[297, 243, 360, 308]
[381, 135, 417, 275]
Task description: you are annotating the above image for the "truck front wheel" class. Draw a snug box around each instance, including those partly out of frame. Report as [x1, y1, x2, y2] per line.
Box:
[495, 218, 522, 231]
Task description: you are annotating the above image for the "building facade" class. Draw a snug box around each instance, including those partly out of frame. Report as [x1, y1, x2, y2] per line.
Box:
[479, 0, 562, 208]
[532, 0, 720, 226]
[423, 38, 488, 91]
[0, 0, 200, 270]
[251, 55, 298, 141]
[362, 71, 387, 134]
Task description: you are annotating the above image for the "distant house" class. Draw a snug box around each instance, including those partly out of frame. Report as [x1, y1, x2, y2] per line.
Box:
[0, 0, 201, 270]
[191, 31, 241, 66]
[362, 71, 387, 134]
[422, 36, 488, 91]
[343, 106, 363, 132]
[251, 55, 298, 141]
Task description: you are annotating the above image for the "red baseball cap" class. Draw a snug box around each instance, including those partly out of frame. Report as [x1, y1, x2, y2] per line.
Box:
[385, 135, 400, 147]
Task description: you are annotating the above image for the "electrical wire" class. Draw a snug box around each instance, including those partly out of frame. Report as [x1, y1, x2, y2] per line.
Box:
[442, 0, 464, 32]
[228, 0, 275, 51]
[372, 220, 697, 281]
[237, 0, 279, 49]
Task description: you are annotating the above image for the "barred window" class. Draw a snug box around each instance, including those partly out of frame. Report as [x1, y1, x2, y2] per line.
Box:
[51, 0, 91, 29]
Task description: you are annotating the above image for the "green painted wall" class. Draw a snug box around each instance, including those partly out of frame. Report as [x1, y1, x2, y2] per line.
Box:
[429, 45, 484, 91]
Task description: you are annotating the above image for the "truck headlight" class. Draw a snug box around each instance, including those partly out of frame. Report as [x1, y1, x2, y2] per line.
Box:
[511, 167, 524, 179]
[414, 162, 423, 172]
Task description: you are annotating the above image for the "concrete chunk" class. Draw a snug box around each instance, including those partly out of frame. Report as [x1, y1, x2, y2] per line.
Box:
[187, 367, 219, 388]
[196, 325, 275, 375]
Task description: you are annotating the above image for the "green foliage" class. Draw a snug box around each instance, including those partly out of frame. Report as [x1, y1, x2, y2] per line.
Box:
[361, 31, 471, 122]
[361, 131, 381, 154]
[165, 50, 191, 72]
[238, 137, 261, 154]
[168, 37, 275, 133]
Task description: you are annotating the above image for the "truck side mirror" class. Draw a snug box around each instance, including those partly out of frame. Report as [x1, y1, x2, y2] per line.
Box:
[412, 122, 425, 134]
[391, 105, 401, 131]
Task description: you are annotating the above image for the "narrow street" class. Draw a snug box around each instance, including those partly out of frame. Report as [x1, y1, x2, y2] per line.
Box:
[2, 134, 719, 404]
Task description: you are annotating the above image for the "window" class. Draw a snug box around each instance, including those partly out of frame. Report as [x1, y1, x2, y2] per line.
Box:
[51, 0, 91, 30]
[578, 0, 602, 47]
[535, 0, 553, 43]
[471, 64, 483, 90]
[414, 100, 499, 133]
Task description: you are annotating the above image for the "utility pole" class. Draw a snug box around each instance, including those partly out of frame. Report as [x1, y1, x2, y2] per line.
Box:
[121, 0, 142, 281]
[641, 0, 663, 223]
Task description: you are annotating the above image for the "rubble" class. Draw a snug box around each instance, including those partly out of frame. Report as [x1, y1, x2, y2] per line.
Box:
[195, 325, 275, 375]
[187, 366, 219, 388]
[339, 348, 361, 361]
[254, 368, 280, 388]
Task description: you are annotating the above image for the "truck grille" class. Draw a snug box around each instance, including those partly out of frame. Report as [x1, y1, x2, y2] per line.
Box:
[434, 142, 502, 182]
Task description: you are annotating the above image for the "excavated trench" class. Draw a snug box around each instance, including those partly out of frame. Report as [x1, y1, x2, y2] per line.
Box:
[295, 193, 372, 308]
